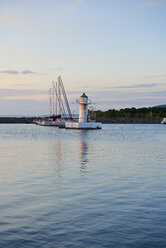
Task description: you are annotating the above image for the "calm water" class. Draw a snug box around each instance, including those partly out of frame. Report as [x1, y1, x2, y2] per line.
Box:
[0, 124, 166, 248]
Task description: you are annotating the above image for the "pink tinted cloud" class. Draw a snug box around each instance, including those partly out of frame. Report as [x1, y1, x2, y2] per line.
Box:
[0, 69, 37, 75]
[0, 70, 18, 74]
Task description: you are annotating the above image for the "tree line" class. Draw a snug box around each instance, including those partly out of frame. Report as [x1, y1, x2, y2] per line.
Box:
[0, 117, 35, 123]
[95, 107, 166, 118]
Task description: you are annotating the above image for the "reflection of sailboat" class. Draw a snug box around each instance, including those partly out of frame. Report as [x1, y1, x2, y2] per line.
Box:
[78, 130, 89, 174]
[48, 140, 63, 179]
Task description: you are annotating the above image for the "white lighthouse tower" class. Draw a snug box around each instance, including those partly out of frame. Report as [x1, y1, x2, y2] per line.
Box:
[79, 93, 88, 123]
[65, 93, 102, 129]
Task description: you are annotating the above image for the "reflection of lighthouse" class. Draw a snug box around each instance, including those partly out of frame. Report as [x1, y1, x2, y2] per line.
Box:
[65, 93, 102, 129]
[78, 130, 88, 175]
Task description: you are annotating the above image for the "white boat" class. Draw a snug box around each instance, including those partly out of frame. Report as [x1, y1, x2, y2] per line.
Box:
[41, 119, 65, 127]
[161, 118, 166, 124]
[35, 114, 62, 126]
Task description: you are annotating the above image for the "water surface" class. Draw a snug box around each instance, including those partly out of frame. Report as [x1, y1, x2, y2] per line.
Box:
[0, 124, 166, 247]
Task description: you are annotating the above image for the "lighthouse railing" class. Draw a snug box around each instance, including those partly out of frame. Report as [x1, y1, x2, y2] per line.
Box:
[76, 99, 92, 104]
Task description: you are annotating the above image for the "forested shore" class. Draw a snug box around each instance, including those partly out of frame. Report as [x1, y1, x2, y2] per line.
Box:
[95, 107, 166, 119]
[95, 107, 166, 124]
[0, 117, 35, 123]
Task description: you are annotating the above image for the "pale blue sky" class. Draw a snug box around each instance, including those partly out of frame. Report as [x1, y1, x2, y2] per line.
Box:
[0, 0, 166, 115]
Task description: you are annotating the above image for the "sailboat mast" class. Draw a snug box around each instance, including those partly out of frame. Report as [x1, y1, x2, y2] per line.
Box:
[49, 88, 52, 116]
[55, 82, 57, 115]
[53, 81, 58, 116]
[58, 77, 61, 116]
[52, 81, 55, 115]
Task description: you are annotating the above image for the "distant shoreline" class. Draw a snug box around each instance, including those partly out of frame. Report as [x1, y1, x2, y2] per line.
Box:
[0, 117, 35, 124]
[0, 117, 163, 124]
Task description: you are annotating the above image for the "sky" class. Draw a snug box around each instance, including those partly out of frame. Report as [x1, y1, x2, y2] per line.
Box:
[0, 0, 166, 115]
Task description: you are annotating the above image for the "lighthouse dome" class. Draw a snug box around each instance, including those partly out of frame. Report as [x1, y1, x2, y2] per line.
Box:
[80, 93, 88, 98]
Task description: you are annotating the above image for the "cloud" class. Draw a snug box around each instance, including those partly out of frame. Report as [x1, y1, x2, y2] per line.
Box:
[144, 75, 166, 79]
[90, 89, 166, 110]
[1, 87, 166, 114]
[0, 69, 37, 75]
[140, 0, 166, 12]
[66, 88, 166, 110]
[60, 0, 83, 14]
[74, 0, 83, 4]
[0, 0, 83, 38]
[113, 83, 159, 89]
[21, 70, 36, 75]
[51, 67, 63, 71]
[0, 70, 18, 74]
[0, 99, 49, 116]
[132, 0, 166, 17]
[0, 88, 47, 99]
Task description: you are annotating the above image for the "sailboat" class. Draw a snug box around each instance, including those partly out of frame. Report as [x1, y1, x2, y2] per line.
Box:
[35, 77, 73, 126]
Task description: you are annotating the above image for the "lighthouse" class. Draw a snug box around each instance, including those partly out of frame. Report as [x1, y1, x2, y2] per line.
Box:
[65, 93, 102, 129]
[79, 93, 88, 123]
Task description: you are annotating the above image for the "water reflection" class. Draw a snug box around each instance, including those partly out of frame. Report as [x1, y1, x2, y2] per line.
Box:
[1, 124, 166, 248]
[49, 140, 63, 180]
[48, 130, 90, 176]
[78, 130, 89, 175]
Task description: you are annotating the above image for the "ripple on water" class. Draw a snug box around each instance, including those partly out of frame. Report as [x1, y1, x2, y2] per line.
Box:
[0, 124, 166, 247]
